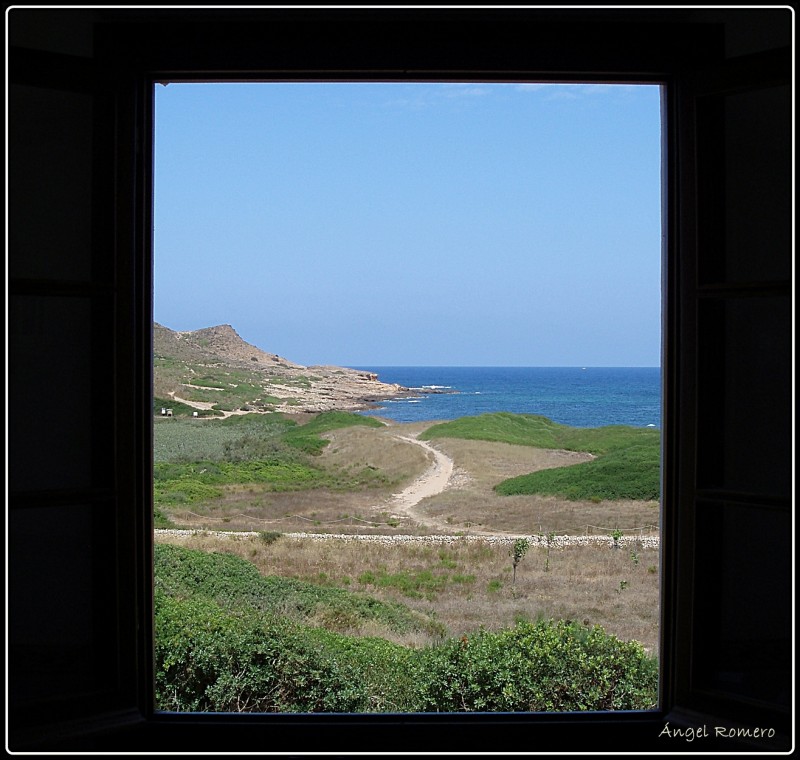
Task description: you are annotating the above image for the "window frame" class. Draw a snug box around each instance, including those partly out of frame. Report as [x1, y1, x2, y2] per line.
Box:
[8, 7, 792, 754]
[117, 13, 793, 753]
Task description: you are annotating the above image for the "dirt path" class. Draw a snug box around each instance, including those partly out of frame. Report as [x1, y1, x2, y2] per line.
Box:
[383, 435, 455, 531]
[379, 433, 528, 538]
[377, 431, 610, 540]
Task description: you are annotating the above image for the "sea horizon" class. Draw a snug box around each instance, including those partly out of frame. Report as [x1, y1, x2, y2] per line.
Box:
[352, 366, 662, 429]
[350, 364, 661, 369]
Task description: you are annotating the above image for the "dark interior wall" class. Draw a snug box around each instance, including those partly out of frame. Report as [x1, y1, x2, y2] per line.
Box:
[9, 62, 94, 689]
[8, 8, 97, 55]
[6, 7, 793, 753]
[8, 7, 146, 745]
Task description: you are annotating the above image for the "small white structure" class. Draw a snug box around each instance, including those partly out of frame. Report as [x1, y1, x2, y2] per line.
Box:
[166, 408, 173, 417]
[192, 411, 199, 417]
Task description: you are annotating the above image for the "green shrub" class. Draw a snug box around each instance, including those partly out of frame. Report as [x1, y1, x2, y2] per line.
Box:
[221, 434, 293, 462]
[153, 547, 658, 714]
[153, 414, 293, 463]
[155, 598, 657, 714]
[154, 592, 372, 712]
[153, 505, 176, 529]
[154, 544, 439, 637]
[412, 619, 658, 712]
[154, 477, 222, 505]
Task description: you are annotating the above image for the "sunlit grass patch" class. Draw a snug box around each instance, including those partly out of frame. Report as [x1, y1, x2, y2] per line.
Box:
[495, 440, 660, 500]
[421, 413, 660, 501]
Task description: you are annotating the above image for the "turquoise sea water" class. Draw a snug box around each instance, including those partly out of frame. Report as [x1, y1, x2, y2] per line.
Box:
[353, 366, 661, 429]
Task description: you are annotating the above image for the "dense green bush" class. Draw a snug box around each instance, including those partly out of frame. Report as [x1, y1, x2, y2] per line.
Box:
[154, 545, 426, 712]
[412, 619, 658, 712]
[155, 595, 658, 714]
[153, 456, 345, 504]
[155, 592, 374, 712]
[153, 505, 177, 529]
[154, 545, 659, 714]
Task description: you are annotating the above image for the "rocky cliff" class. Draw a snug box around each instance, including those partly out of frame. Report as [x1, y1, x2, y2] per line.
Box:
[153, 322, 414, 416]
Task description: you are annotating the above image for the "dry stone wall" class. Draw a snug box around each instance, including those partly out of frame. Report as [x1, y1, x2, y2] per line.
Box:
[155, 529, 660, 549]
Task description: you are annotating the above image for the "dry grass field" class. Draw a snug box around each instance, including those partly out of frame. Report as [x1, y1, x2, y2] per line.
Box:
[407, 435, 660, 536]
[155, 531, 660, 654]
[162, 421, 660, 538]
[156, 419, 661, 654]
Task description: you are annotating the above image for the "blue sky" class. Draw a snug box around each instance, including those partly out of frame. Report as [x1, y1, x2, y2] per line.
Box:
[154, 82, 662, 367]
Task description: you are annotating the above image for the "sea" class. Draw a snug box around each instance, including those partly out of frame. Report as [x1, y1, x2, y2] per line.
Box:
[353, 366, 661, 429]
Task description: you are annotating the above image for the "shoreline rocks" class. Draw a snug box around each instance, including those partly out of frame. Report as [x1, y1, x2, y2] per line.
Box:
[154, 321, 430, 415]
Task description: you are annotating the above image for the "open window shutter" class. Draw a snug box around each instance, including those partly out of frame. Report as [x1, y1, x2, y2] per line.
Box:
[668, 45, 792, 739]
[8, 44, 148, 748]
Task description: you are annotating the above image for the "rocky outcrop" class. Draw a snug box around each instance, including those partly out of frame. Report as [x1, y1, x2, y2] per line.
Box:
[153, 322, 416, 415]
[174, 324, 306, 369]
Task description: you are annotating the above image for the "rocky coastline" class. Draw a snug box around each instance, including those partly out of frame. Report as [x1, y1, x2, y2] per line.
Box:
[153, 322, 454, 416]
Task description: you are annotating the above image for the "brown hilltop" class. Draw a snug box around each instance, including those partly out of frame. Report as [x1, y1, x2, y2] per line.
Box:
[155, 322, 305, 369]
[153, 322, 414, 416]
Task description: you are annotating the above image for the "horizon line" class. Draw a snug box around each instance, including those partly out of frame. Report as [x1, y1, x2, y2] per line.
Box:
[345, 364, 662, 369]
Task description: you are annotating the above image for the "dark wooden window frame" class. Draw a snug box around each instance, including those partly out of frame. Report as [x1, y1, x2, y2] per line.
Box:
[8, 8, 793, 754]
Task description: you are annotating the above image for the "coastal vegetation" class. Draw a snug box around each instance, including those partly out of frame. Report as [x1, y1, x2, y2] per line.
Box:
[153, 397, 660, 713]
[155, 411, 659, 529]
[421, 412, 658, 453]
[154, 542, 658, 713]
[496, 441, 659, 501]
[155, 542, 443, 639]
[154, 411, 388, 527]
[154, 358, 286, 412]
[421, 413, 660, 501]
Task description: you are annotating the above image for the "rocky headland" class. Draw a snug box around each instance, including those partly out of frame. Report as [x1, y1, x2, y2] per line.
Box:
[153, 322, 424, 416]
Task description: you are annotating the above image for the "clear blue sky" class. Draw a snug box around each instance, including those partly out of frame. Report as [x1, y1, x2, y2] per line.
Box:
[154, 82, 662, 367]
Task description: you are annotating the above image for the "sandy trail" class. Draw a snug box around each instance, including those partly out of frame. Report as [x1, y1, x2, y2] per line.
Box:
[381, 432, 554, 539]
[383, 435, 455, 531]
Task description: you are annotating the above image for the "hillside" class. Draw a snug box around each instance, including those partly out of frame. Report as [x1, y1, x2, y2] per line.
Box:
[153, 322, 412, 416]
